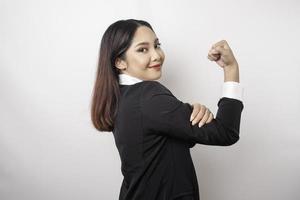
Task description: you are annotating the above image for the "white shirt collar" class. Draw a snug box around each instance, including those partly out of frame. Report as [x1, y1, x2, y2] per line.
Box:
[118, 73, 143, 85]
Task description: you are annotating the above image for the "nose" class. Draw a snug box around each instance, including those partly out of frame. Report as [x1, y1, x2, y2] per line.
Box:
[151, 49, 162, 62]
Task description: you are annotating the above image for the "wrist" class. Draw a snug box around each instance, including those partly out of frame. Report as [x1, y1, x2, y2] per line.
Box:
[223, 62, 239, 72]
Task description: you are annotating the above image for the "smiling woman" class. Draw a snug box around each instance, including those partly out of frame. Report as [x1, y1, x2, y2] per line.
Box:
[114, 25, 165, 80]
[90, 19, 244, 200]
[90, 19, 164, 132]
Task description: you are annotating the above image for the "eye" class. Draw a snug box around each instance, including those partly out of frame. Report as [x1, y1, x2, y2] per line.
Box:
[155, 42, 162, 48]
[138, 48, 148, 53]
[137, 43, 162, 53]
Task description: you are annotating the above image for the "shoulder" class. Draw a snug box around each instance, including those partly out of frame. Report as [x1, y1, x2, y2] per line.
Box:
[141, 80, 169, 91]
[140, 80, 174, 100]
[140, 81, 193, 116]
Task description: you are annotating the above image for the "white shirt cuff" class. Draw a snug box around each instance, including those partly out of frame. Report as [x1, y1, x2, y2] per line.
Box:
[221, 81, 244, 102]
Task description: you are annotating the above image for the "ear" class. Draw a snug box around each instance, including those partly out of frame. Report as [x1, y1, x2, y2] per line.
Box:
[115, 57, 127, 70]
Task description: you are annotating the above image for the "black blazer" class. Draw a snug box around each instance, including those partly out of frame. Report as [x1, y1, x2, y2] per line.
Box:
[113, 80, 244, 200]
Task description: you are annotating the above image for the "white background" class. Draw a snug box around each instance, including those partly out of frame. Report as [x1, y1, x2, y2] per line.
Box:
[1, 0, 299, 199]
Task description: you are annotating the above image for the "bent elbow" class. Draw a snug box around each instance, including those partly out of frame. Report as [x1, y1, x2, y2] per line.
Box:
[225, 131, 240, 146]
[223, 129, 240, 146]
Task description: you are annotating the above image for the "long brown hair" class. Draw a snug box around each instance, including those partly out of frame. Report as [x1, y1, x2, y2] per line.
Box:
[90, 19, 155, 132]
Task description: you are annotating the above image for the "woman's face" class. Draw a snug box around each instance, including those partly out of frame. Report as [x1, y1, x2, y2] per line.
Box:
[115, 26, 165, 81]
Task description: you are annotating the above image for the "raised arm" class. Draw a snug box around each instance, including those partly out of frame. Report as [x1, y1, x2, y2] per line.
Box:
[140, 40, 244, 147]
[140, 81, 244, 146]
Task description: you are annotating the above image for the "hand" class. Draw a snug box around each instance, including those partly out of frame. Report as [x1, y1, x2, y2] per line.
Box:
[207, 40, 239, 70]
[189, 103, 214, 127]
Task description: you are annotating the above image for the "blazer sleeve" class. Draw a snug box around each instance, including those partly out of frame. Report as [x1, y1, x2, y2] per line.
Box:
[140, 81, 244, 147]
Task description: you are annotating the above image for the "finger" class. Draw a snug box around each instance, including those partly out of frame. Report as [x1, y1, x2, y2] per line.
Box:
[213, 46, 228, 56]
[191, 105, 206, 126]
[207, 54, 218, 61]
[209, 48, 220, 56]
[192, 108, 205, 125]
[215, 40, 230, 50]
[207, 54, 213, 61]
[212, 40, 227, 49]
[208, 49, 220, 60]
[198, 109, 210, 127]
[190, 103, 201, 121]
[205, 112, 214, 123]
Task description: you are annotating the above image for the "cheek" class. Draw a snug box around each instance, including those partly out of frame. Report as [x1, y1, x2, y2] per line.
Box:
[134, 55, 151, 66]
[159, 50, 165, 60]
[161, 51, 165, 61]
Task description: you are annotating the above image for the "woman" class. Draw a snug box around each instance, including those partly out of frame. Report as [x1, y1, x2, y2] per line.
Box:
[91, 19, 244, 200]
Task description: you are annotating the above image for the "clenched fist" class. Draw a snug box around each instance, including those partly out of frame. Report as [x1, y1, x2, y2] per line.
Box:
[207, 40, 239, 69]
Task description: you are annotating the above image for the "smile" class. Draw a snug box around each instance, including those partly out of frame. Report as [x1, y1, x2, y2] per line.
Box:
[149, 64, 161, 68]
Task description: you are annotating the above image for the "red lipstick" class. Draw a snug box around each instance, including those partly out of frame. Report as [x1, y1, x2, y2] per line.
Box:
[149, 64, 161, 68]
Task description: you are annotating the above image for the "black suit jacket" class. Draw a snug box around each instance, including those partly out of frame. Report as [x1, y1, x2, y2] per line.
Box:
[113, 80, 244, 200]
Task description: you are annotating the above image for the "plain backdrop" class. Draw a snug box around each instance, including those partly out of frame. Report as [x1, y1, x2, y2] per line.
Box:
[1, 0, 299, 199]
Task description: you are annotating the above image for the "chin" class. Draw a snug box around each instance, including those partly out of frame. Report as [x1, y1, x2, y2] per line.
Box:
[153, 73, 162, 80]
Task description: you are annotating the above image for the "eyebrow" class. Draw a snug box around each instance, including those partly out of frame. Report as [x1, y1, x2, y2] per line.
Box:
[135, 38, 159, 47]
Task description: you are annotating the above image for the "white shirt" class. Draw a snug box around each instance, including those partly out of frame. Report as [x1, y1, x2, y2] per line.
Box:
[118, 73, 244, 102]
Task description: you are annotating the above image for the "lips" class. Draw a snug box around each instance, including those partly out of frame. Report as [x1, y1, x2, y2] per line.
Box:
[149, 64, 161, 68]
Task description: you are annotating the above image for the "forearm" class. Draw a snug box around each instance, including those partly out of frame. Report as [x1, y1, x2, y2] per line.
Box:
[223, 64, 240, 83]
